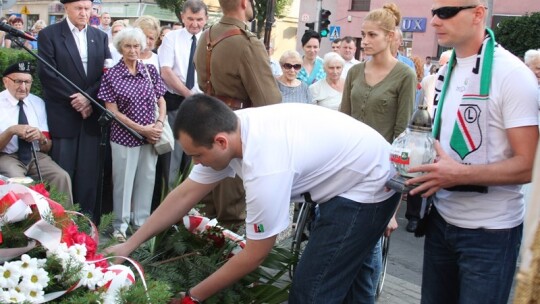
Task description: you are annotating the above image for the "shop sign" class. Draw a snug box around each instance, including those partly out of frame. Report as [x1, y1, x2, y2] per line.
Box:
[401, 17, 427, 32]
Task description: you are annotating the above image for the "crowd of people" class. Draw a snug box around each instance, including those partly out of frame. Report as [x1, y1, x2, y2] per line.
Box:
[0, 0, 539, 303]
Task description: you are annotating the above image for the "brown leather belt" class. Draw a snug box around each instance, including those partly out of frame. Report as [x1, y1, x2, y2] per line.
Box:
[203, 26, 251, 110]
[214, 96, 252, 110]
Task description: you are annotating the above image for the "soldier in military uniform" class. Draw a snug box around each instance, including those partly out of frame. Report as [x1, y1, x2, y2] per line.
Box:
[193, 0, 281, 226]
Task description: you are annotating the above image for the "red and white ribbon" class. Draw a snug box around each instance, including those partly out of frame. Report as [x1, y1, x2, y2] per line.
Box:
[182, 215, 246, 255]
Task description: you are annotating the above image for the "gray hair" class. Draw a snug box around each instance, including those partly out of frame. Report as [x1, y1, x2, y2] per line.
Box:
[113, 27, 147, 54]
[182, 0, 208, 15]
[524, 49, 540, 65]
[439, 50, 453, 66]
[323, 52, 345, 68]
[279, 50, 302, 65]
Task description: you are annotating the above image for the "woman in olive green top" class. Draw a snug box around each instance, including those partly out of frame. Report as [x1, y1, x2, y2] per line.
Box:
[338, 3, 416, 302]
[340, 3, 416, 143]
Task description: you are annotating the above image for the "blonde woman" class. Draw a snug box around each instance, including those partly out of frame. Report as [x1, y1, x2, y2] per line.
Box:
[339, 3, 416, 302]
[132, 16, 161, 70]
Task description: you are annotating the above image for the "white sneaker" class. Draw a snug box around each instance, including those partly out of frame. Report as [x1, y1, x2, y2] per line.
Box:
[112, 231, 127, 243]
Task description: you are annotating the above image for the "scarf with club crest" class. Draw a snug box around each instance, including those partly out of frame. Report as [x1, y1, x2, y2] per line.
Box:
[432, 28, 496, 165]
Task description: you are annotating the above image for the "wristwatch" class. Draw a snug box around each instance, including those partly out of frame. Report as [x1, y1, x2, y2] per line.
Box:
[181, 289, 201, 304]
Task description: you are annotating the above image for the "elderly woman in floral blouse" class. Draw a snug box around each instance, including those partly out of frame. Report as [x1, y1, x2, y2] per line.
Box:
[97, 27, 167, 241]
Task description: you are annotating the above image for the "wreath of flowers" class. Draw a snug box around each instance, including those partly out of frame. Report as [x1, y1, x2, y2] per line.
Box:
[0, 181, 142, 303]
[0, 178, 291, 304]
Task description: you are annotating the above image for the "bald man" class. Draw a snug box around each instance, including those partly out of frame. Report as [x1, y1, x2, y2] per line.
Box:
[408, 1, 538, 303]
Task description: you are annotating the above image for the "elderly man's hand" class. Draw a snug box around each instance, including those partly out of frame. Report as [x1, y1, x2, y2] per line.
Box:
[70, 93, 90, 112]
[80, 104, 93, 119]
[13, 125, 42, 142]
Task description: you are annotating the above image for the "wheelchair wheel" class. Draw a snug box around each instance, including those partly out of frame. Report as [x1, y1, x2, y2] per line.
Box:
[376, 234, 390, 299]
[289, 202, 313, 278]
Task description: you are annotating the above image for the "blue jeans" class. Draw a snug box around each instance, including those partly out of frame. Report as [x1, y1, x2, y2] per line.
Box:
[421, 207, 522, 304]
[289, 193, 400, 304]
[354, 237, 382, 303]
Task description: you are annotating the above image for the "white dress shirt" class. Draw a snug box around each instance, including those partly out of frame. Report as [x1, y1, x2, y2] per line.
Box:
[0, 90, 49, 154]
[66, 17, 88, 75]
[157, 28, 202, 94]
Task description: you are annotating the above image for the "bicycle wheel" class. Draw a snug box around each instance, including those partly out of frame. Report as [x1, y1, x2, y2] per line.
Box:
[376, 234, 391, 299]
[289, 202, 312, 278]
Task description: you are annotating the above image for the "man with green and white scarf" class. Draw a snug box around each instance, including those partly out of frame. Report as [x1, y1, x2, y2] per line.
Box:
[407, 1, 539, 303]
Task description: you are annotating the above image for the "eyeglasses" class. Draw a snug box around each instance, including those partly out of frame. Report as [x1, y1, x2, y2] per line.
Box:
[431, 5, 478, 20]
[6, 77, 32, 85]
[282, 63, 302, 71]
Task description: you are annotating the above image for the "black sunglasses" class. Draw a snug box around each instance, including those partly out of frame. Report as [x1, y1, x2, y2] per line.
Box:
[282, 63, 302, 71]
[431, 5, 478, 20]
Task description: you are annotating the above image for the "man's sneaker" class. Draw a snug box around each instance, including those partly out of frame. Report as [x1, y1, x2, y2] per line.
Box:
[112, 231, 127, 243]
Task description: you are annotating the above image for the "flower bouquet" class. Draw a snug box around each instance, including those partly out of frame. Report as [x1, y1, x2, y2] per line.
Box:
[0, 181, 168, 303]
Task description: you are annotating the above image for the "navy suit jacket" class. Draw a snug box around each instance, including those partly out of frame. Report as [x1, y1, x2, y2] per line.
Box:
[37, 19, 110, 138]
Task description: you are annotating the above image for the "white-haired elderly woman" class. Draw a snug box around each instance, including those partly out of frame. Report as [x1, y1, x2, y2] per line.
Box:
[97, 27, 167, 242]
[276, 50, 313, 103]
[309, 52, 345, 110]
[524, 49, 540, 109]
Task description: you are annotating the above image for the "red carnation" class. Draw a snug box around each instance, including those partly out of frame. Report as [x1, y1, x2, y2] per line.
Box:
[61, 223, 79, 247]
[29, 183, 49, 198]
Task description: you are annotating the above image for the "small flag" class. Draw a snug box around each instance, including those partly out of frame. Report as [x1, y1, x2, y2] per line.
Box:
[253, 223, 265, 233]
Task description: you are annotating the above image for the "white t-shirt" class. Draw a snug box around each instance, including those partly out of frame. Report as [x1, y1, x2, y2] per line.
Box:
[109, 43, 122, 66]
[435, 46, 539, 229]
[158, 28, 202, 94]
[341, 58, 360, 79]
[309, 79, 342, 111]
[423, 63, 432, 79]
[141, 52, 160, 72]
[0, 91, 49, 154]
[189, 103, 396, 240]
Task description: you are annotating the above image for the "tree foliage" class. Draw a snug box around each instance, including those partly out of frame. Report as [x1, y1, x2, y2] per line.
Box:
[493, 12, 540, 58]
[155, 0, 292, 38]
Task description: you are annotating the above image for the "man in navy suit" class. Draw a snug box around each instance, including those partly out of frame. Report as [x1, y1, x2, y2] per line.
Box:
[37, 0, 110, 219]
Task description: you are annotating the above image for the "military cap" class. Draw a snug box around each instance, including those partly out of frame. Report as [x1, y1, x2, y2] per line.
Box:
[2, 61, 33, 77]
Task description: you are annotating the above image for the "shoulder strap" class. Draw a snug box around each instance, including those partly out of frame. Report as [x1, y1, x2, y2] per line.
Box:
[204, 26, 243, 95]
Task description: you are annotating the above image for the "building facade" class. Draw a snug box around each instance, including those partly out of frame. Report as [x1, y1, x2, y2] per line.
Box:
[2, 0, 300, 61]
[297, 0, 540, 60]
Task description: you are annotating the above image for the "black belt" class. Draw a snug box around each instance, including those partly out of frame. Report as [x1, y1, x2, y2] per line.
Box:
[163, 91, 185, 111]
[444, 185, 488, 193]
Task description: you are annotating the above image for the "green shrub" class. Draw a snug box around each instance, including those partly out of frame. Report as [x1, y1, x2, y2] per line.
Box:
[494, 12, 540, 58]
[0, 48, 43, 97]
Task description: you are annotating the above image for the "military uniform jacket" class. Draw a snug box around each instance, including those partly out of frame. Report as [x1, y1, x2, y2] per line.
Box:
[194, 16, 281, 107]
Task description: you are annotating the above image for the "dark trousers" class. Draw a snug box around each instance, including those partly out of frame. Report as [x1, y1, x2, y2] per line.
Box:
[51, 124, 101, 220]
[405, 193, 423, 220]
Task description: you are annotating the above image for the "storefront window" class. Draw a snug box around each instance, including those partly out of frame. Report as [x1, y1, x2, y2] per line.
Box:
[351, 0, 371, 11]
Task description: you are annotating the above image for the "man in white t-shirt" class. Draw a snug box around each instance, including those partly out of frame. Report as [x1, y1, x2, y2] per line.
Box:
[408, 1, 539, 303]
[107, 94, 400, 303]
[339, 36, 360, 79]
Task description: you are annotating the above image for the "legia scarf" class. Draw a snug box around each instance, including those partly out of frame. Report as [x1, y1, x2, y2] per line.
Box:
[432, 29, 496, 164]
